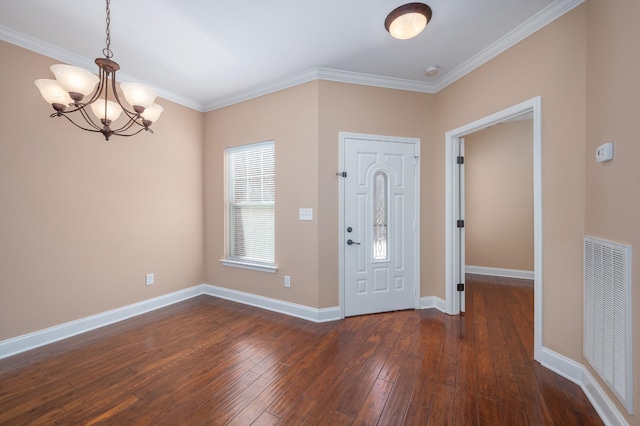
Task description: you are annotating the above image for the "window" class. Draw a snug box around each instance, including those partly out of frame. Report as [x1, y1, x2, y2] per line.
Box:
[373, 170, 388, 260]
[223, 141, 275, 272]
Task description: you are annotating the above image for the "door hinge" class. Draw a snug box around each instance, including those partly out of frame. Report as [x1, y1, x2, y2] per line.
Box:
[336, 172, 347, 178]
[457, 283, 465, 292]
[457, 219, 465, 228]
[457, 156, 464, 165]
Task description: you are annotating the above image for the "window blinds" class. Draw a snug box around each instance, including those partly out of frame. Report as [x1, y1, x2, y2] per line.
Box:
[226, 141, 275, 264]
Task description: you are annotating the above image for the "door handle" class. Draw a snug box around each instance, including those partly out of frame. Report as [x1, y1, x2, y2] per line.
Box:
[347, 239, 361, 245]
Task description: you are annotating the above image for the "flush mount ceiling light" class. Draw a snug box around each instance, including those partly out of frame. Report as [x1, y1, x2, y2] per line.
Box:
[34, 0, 163, 141]
[385, 3, 433, 40]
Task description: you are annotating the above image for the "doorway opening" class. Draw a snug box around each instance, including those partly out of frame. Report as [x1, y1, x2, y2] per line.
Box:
[445, 96, 543, 361]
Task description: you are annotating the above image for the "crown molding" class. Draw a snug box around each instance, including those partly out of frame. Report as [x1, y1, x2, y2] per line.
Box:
[0, 24, 205, 112]
[433, 0, 585, 92]
[204, 0, 585, 111]
[3, 0, 584, 113]
[204, 67, 437, 112]
[203, 68, 320, 111]
[316, 68, 437, 93]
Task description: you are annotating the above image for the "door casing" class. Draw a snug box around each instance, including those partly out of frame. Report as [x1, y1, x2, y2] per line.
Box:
[339, 132, 421, 319]
[444, 96, 543, 361]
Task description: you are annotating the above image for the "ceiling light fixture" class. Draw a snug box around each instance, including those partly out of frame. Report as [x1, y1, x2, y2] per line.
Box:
[34, 0, 163, 141]
[385, 3, 432, 40]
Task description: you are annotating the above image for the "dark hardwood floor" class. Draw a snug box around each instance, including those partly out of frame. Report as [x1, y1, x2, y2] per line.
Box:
[0, 276, 603, 425]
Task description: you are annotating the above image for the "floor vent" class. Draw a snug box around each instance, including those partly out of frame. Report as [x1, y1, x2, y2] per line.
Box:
[584, 236, 633, 414]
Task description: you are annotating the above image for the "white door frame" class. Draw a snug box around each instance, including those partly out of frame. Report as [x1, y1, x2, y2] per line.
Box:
[444, 96, 543, 361]
[339, 132, 421, 319]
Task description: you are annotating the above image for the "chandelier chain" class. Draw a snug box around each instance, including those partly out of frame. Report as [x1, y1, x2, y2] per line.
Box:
[103, 0, 113, 58]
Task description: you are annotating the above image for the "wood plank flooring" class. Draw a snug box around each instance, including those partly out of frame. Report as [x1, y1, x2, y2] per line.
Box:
[0, 276, 603, 425]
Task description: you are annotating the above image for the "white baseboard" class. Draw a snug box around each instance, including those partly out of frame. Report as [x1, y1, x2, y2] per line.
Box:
[0, 285, 205, 360]
[420, 296, 446, 313]
[203, 284, 341, 323]
[2, 285, 627, 426]
[539, 346, 628, 426]
[465, 265, 534, 280]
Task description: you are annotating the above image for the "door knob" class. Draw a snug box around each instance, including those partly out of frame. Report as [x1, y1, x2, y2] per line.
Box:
[347, 239, 361, 245]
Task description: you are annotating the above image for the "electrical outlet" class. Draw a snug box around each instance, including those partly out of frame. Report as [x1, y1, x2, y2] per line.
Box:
[146, 273, 154, 286]
[284, 275, 291, 288]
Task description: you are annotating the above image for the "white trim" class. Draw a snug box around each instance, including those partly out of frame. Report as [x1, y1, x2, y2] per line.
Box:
[205, 0, 582, 111]
[420, 296, 446, 313]
[316, 68, 436, 94]
[465, 265, 534, 280]
[204, 68, 320, 111]
[0, 283, 340, 360]
[539, 346, 629, 426]
[0, 283, 629, 425]
[219, 259, 278, 274]
[2, 0, 582, 114]
[0, 285, 205, 360]
[338, 132, 421, 319]
[204, 67, 437, 111]
[433, 0, 585, 92]
[445, 96, 543, 363]
[203, 284, 340, 323]
[0, 25, 204, 112]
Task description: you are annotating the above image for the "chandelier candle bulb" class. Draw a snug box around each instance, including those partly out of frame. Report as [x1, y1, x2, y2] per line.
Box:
[120, 82, 158, 109]
[50, 64, 99, 98]
[34, 79, 73, 110]
[90, 99, 123, 123]
[140, 103, 164, 124]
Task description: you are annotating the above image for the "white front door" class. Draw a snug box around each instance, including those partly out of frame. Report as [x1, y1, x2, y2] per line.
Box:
[342, 134, 418, 317]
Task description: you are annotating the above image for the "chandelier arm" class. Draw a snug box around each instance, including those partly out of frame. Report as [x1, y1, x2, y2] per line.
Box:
[111, 127, 149, 138]
[109, 71, 143, 120]
[52, 112, 105, 134]
[82, 68, 108, 107]
[76, 105, 105, 131]
[55, 103, 89, 115]
[111, 117, 144, 133]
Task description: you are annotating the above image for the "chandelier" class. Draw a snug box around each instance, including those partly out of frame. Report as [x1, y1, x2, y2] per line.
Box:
[34, 0, 163, 141]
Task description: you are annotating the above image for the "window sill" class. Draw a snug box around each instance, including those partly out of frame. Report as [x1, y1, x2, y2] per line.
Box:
[219, 259, 278, 274]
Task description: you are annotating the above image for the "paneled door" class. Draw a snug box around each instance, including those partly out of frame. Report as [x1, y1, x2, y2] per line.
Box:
[342, 134, 418, 316]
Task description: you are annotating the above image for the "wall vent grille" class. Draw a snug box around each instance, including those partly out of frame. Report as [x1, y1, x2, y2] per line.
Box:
[584, 236, 633, 414]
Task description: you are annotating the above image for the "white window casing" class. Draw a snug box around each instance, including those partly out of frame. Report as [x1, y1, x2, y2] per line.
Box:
[222, 141, 276, 272]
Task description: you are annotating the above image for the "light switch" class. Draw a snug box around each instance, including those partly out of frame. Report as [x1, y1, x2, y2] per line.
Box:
[299, 208, 313, 221]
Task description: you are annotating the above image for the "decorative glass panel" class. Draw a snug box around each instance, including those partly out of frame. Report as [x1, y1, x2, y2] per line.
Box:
[373, 171, 388, 260]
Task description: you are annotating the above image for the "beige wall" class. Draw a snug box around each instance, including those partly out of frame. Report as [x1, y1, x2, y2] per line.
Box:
[204, 81, 433, 309]
[434, 4, 587, 362]
[464, 120, 534, 271]
[586, 0, 639, 420]
[204, 82, 321, 307]
[0, 40, 205, 341]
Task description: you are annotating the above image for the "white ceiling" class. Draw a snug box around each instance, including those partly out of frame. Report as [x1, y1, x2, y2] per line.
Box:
[0, 0, 582, 112]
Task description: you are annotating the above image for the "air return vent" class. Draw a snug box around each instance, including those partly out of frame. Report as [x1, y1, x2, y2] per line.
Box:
[584, 236, 633, 414]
